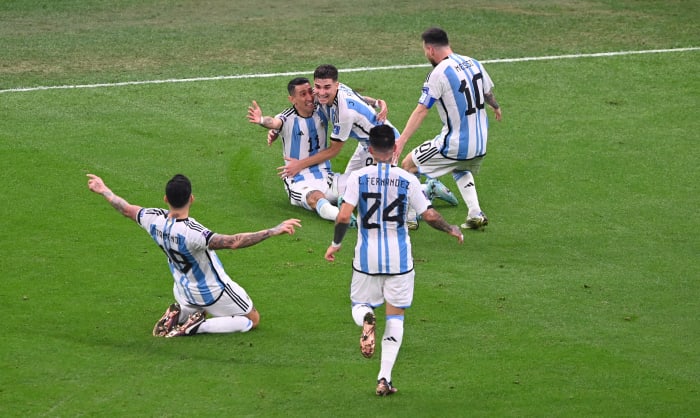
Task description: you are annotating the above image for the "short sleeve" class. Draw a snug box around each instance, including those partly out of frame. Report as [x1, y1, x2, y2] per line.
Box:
[137, 208, 167, 230]
[408, 177, 431, 216]
[342, 171, 360, 206]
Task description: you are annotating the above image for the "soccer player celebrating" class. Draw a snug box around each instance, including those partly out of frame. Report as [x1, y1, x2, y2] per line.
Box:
[324, 125, 463, 396]
[87, 173, 301, 338]
[248, 77, 351, 224]
[394, 27, 503, 230]
[282, 64, 460, 229]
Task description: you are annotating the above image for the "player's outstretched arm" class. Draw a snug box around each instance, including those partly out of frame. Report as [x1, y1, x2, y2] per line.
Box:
[86, 174, 142, 221]
[247, 100, 283, 145]
[421, 208, 464, 244]
[208, 218, 302, 250]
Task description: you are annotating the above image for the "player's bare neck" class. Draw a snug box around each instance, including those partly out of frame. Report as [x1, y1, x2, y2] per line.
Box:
[436, 46, 453, 63]
[167, 208, 189, 220]
[373, 154, 393, 164]
[296, 107, 313, 118]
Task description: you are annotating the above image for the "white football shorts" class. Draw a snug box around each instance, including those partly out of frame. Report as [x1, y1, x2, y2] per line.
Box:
[410, 139, 484, 178]
[285, 177, 330, 211]
[350, 270, 415, 309]
[174, 277, 254, 318]
[344, 142, 375, 173]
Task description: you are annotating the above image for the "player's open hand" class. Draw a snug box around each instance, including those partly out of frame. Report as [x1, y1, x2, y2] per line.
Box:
[270, 219, 302, 236]
[277, 157, 302, 178]
[493, 107, 502, 122]
[86, 174, 108, 194]
[247, 100, 262, 125]
[450, 225, 464, 244]
[267, 129, 279, 146]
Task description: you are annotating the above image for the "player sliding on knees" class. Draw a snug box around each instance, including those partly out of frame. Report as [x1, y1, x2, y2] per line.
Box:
[87, 173, 301, 338]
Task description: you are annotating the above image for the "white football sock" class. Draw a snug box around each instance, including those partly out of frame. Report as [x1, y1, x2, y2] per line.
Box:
[351, 304, 374, 327]
[316, 198, 339, 222]
[454, 171, 481, 216]
[197, 316, 253, 334]
[378, 316, 404, 383]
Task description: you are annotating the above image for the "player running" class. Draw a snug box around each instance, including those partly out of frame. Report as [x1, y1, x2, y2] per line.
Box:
[324, 125, 463, 396]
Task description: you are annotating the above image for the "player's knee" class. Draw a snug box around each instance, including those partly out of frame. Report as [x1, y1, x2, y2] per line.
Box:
[247, 308, 260, 329]
[306, 190, 324, 208]
[401, 155, 416, 172]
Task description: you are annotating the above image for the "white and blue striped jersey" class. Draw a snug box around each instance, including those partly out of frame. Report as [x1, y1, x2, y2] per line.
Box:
[138, 208, 239, 307]
[277, 105, 331, 182]
[319, 83, 400, 148]
[419, 54, 495, 160]
[343, 162, 431, 275]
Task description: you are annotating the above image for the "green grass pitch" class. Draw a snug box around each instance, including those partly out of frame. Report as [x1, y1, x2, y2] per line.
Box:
[1, 1, 698, 416]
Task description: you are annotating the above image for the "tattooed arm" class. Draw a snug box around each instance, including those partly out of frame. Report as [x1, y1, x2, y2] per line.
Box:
[247, 100, 284, 131]
[208, 219, 302, 250]
[87, 174, 142, 221]
[421, 208, 464, 244]
[484, 91, 502, 121]
[362, 95, 387, 122]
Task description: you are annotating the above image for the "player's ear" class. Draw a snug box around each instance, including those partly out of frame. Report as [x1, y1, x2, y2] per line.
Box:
[163, 195, 168, 204]
[190, 195, 195, 204]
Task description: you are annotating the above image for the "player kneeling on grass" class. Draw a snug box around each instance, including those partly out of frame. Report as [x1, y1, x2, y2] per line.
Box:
[324, 125, 463, 396]
[87, 173, 301, 338]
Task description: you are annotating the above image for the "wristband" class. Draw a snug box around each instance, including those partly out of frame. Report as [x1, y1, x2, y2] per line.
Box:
[374, 99, 381, 108]
[331, 241, 342, 248]
[259, 116, 265, 126]
[333, 222, 349, 246]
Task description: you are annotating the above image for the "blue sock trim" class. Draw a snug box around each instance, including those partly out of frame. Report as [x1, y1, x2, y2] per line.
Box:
[315, 198, 329, 214]
[386, 315, 404, 321]
[453, 170, 468, 181]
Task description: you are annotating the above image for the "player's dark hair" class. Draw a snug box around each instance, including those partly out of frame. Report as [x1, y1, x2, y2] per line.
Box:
[369, 125, 396, 152]
[314, 64, 339, 81]
[287, 77, 310, 95]
[165, 174, 192, 209]
[422, 27, 449, 46]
